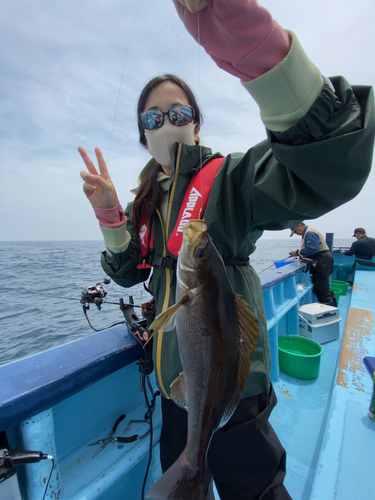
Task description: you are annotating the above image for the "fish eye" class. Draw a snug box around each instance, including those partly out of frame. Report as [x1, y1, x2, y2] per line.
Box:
[195, 246, 206, 261]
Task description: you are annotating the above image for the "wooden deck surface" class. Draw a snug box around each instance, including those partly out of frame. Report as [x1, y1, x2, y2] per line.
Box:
[271, 270, 375, 500]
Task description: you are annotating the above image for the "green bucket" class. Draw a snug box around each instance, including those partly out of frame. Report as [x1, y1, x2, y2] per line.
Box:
[278, 335, 324, 379]
[330, 286, 341, 304]
[331, 280, 349, 295]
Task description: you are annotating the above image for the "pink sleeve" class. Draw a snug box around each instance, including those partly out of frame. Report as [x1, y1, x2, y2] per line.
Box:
[181, 0, 291, 81]
[93, 203, 127, 228]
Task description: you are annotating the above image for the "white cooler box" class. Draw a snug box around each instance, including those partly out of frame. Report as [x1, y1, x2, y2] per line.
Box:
[299, 303, 341, 344]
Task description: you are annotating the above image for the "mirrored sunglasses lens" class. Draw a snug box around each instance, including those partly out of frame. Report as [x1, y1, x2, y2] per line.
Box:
[169, 106, 194, 126]
[140, 110, 163, 130]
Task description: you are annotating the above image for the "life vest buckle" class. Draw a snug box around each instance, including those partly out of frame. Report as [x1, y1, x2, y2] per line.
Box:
[136, 261, 152, 270]
[159, 255, 176, 271]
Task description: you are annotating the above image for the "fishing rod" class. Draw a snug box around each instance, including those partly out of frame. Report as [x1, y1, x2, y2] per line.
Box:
[29, 278, 147, 333]
[32, 293, 126, 307]
[258, 254, 317, 275]
[30, 278, 143, 308]
[258, 255, 295, 274]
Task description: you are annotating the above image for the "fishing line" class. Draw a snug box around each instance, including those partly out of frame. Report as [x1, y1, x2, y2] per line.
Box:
[197, 10, 204, 215]
[106, 1, 138, 165]
[197, 11, 202, 104]
[106, 48, 129, 164]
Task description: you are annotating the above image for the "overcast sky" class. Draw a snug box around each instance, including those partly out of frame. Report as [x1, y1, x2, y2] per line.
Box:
[1, 0, 374, 242]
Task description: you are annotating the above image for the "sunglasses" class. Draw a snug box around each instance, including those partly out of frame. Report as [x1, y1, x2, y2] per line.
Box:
[139, 105, 195, 130]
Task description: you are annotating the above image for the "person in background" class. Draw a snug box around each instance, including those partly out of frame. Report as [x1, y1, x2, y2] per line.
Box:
[337, 228, 375, 284]
[79, 1, 374, 498]
[290, 222, 337, 306]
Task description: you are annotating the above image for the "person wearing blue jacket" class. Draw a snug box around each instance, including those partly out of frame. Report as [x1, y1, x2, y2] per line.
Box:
[337, 228, 375, 283]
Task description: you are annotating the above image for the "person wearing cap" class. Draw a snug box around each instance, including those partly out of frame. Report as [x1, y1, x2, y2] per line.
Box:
[337, 228, 375, 283]
[290, 223, 336, 306]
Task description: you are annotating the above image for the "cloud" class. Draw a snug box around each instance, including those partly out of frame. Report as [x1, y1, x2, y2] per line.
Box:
[1, 0, 374, 241]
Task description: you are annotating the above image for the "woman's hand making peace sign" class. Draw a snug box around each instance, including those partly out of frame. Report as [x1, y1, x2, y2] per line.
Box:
[78, 147, 119, 209]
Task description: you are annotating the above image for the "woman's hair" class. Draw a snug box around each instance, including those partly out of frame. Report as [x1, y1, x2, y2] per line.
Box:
[132, 163, 164, 233]
[132, 74, 203, 232]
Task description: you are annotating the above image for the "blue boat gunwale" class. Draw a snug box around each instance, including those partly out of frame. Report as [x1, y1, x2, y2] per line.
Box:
[259, 260, 305, 290]
[0, 261, 306, 432]
[0, 323, 143, 430]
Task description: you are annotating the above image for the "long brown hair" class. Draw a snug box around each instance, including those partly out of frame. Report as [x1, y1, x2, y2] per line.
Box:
[132, 74, 203, 232]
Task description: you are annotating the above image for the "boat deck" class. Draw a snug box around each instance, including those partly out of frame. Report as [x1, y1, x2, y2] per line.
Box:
[270, 270, 375, 500]
[1, 265, 374, 500]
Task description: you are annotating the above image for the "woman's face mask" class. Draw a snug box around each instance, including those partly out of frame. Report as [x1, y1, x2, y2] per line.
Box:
[145, 121, 196, 167]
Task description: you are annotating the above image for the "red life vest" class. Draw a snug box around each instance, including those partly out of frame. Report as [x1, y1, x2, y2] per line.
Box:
[137, 157, 225, 270]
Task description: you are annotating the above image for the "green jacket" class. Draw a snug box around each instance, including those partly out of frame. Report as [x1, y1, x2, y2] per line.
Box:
[101, 77, 375, 399]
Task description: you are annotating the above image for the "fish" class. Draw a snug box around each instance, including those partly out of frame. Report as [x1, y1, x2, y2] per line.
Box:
[145, 219, 258, 500]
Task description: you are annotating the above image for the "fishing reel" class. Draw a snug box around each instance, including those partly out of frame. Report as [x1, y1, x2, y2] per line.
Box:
[80, 278, 111, 310]
[300, 256, 317, 273]
[289, 251, 317, 273]
[79, 279, 155, 383]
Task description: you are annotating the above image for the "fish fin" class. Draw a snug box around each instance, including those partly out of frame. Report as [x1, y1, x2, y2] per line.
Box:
[145, 453, 206, 500]
[234, 293, 258, 388]
[234, 295, 259, 350]
[170, 372, 188, 410]
[148, 294, 189, 335]
[220, 294, 259, 427]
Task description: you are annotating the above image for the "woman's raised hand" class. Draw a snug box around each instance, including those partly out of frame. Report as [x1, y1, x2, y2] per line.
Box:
[78, 147, 119, 209]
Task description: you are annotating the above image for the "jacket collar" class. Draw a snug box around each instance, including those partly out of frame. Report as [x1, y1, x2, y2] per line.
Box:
[171, 143, 213, 176]
[132, 143, 214, 193]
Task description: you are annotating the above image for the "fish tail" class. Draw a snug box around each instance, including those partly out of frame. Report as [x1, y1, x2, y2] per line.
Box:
[145, 454, 207, 500]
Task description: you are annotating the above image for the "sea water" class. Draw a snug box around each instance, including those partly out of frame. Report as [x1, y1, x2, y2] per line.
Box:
[0, 238, 352, 366]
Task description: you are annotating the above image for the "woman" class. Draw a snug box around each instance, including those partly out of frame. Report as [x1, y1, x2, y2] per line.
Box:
[79, 1, 374, 498]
